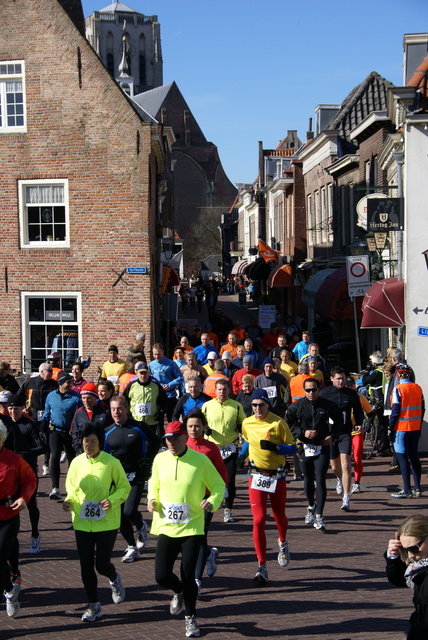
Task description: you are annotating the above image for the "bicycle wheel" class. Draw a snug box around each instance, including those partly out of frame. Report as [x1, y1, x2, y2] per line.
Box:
[363, 417, 378, 460]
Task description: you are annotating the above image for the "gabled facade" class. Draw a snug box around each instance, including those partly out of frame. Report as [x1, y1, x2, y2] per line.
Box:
[0, 0, 164, 375]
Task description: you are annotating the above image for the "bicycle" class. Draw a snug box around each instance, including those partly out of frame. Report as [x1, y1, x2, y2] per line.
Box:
[363, 413, 379, 460]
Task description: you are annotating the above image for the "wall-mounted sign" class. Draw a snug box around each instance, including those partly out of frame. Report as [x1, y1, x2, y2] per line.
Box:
[46, 311, 75, 321]
[367, 198, 403, 232]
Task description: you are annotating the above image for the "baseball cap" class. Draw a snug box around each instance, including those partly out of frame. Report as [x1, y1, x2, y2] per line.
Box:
[222, 351, 231, 360]
[0, 390, 13, 403]
[207, 351, 217, 360]
[163, 421, 187, 438]
[57, 372, 73, 386]
[7, 394, 25, 407]
[136, 362, 149, 372]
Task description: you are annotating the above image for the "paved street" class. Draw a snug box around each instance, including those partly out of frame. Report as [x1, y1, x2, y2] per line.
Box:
[3, 455, 425, 640]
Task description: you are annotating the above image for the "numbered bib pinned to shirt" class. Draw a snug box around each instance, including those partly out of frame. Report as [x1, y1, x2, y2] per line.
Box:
[136, 402, 151, 417]
[107, 376, 119, 387]
[303, 443, 322, 457]
[251, 474, 277, 493]
[220, 443, 236, 459]
[79, 500, 106, 521]
[265, 386, 277, 399]
[162, 501, 190, 524]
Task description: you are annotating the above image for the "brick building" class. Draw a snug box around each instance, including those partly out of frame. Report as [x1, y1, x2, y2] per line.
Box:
[0, 0, 167, 375]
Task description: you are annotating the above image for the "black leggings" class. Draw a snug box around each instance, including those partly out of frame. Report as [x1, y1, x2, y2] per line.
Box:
[120, 480, 144, 547]
[49, 430, 75, 488]
[224, 452, 237, 510]
[0, 515, 20, 593]
[195, 510, 213, 581]
[155, 533, 203, 617]
[75, 529, 118, 603]
[299, 446, 330, 515]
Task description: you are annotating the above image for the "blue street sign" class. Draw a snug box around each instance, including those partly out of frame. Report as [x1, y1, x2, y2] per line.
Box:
[126, 267, 148, 274]
[417, 326, 428, 337]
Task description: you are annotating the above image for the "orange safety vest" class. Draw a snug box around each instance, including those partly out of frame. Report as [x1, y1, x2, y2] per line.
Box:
[290, 374, 311, 403]
[395, 382, 424, 432]
[203, 373, 229, 399]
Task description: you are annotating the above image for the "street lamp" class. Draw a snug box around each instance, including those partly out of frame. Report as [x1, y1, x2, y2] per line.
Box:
[349, 237, 368, 256]
[163, 243, 173, 262]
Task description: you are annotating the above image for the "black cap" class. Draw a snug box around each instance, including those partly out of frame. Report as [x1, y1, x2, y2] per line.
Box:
[57, 372, 73, 386]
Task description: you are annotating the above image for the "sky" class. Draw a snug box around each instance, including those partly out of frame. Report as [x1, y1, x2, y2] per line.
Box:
[82, 0, 427, 185]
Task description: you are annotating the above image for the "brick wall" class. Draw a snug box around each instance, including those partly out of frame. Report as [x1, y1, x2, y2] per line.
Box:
[0, 0, 158, 377]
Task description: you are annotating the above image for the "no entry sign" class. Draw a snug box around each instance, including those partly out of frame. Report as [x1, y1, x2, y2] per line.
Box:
[346, 256, 370, 285]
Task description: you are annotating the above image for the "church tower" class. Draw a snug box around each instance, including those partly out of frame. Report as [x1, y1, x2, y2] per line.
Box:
[85, 2, 163, 94]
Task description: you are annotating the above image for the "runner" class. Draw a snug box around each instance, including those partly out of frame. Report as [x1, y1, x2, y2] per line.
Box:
[184, 410, 228, 594]
[104, 395, 160, 562]
[148, 421, 225, 638]
[63, 423, 130, 622]
[202, 379, 246, 523]
[240, 389, 296, 583]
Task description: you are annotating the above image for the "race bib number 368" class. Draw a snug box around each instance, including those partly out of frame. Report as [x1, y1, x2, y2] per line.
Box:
[162, 501, 190, 524]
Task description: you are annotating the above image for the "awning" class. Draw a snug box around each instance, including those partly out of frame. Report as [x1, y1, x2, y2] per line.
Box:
[303, 267, 358, 320]
[361, 278, 405, 328]
[161, 265, 180, 293]
[231, 258, 248, 275]
[247, 257, 272, 281]
[267, 264, 293, 288]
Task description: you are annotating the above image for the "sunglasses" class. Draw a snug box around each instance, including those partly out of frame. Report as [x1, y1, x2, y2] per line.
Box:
[402, 536, 427, 554]
[305, 388, 318, 393]
[251, 402, 266, 407]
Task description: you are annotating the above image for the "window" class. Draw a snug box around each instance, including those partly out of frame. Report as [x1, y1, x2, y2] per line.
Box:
[307, 194, 313, 246]
[321, 187, 327, 243]
[19, 179, 69, 248]
[21, 293, 81, 374]
[0, 61, 26, 132]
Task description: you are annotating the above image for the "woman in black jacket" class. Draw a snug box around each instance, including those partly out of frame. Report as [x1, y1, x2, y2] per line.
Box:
[386, 514, 428, 639]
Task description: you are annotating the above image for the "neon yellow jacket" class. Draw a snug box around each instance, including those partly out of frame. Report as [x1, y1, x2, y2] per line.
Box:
[65, 451, 130, 532]
[148, 447, 225, 537]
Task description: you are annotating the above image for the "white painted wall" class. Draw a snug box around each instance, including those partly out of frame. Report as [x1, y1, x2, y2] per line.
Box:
[403, 118, 428, 450]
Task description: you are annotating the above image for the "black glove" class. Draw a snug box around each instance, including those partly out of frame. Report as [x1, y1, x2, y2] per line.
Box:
[237, 454, 246, 469]
[204, 426, 212, 436]
[40, 420, 50, 435]
[260, 439, 278, 452]
[138, 458, 152, 479]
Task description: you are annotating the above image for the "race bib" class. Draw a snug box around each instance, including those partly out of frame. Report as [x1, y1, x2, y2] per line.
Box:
[220, 443, 236, 459]
[251, 474, 277, 493]
[303, 443, 322, 457]
[107, 376, 119, 386]
[126, 471, 136, 482]
[79, 500, 106, 521]
[265, 386, 277, 399]
[136, 402, 151, 417]
[162, 501, 190, 524]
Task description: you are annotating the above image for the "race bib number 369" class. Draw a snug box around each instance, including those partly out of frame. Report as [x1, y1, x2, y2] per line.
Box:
[162, 501, 190, 524]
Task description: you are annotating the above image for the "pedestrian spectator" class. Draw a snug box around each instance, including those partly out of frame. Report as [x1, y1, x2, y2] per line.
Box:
[63, 423, 130, 622]
[389, 363, 425, 499]
[189, 285, 197, 309]
[195, 287, 205, 313]
[386, 514, 428, 640]
[148, 421, 225, 638]
[0, 362, 19, 395]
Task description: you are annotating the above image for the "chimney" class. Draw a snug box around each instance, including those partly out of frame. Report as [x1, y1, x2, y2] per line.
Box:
[307, 117, 314, 141]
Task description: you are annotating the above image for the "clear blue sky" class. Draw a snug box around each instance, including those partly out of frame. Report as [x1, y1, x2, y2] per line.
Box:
[82, 0, 427, 185]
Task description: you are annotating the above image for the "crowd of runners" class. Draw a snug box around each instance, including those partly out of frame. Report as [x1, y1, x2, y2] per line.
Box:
[0, 301, 426, 639]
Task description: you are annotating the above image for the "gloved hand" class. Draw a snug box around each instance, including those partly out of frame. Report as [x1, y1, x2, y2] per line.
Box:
[204, 426, 212, 436]
[138, 458, 152, 478]
[260, 439, 278, 452]
[40, 420, 50, 435]
[237, 454, 246, 469]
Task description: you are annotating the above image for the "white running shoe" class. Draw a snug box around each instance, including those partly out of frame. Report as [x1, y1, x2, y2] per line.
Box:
[30, 534, 41, 554]
[110, 573, 125, 604]
[60, 451, 67, 463]
[313, 515, 326, 530]
[278, 540, 290, 567]
[304, 505, 316, 525]
[170, 592, 184, 615]
[336, 478, 343, 495]
[185, 615, 200, 637]
[351, 482, 361, 494]
[341, 493, 350, 511]
[254, 564, 269, 584]
[4, 583, 20, 618]
[136, 521, 148, 550]
[195, 579, 201, 597]
[42, 464, 49, 476]
[206, 547, 218, 577]
[81, 602, 102, 622]
[49, 488, 61, 500]
[121, 546, 140, 563]
[223, 508, 234, 523]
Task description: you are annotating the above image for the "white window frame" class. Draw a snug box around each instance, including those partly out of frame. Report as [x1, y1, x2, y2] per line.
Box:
[307, 194, 313, 247]
[21, 291, 82, 374]
[0, 60, 26, 133]
[18, 179, 70, 249]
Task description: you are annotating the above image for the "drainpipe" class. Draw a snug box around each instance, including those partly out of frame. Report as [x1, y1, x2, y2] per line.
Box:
[391, 150, 403, 350]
